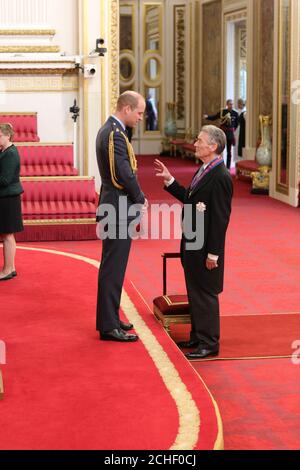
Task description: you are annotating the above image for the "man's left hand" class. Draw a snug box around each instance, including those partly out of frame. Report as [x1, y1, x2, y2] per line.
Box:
[206, 258, 218, 270]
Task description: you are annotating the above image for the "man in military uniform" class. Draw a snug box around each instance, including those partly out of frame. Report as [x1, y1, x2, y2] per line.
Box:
[204, 99, 239, 169]
[96, 91, 147, 342]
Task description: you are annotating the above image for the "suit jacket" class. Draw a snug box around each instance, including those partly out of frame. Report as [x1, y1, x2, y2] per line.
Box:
[165, 162, 233, 294]
[96, 117, 145, 224]
[0, 145, 24, 198]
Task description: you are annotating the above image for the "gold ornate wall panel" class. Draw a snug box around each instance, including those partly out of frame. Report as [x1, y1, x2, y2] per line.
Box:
[259, 0, 274, 116]
[202, 0, 222, 116]
[0, 75, 78, 92]
[109, 0, 119, 113]
[0, 45, 60, 53]
[174, 5, 186, 127]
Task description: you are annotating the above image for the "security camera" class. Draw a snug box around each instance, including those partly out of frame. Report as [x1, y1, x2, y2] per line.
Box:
[95, 38, 107, 57]
[84, 64, 97, 78]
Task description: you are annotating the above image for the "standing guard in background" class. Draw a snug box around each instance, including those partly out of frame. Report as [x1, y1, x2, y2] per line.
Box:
[204, 99, 239, 170]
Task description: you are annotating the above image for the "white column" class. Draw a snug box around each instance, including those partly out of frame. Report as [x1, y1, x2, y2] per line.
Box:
[78, 0, 114, 190]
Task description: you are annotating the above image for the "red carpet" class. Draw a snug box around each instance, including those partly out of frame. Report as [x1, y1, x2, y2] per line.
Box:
[193, 359, 300, 450]
[2, 156, 300, 450]
[170, 314, 300, 360]
[0, 246, 221, 450]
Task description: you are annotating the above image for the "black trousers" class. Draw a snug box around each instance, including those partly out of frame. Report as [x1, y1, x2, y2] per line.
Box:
[184, 263, 220, 349]
[226, 139, 234, 169]
[96, 226, 132, 333]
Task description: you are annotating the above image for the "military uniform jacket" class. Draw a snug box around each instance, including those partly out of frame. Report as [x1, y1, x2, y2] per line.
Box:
[165, 162, 233, 294]
[96, 117, 145, 224]
[207, 108, 239, 140]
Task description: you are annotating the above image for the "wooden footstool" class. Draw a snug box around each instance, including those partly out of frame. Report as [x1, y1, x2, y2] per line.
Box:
[153, 253, 190, 334]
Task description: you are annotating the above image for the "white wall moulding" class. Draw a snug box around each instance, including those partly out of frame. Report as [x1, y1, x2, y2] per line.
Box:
[0, 54, 79, 71]
[222, 0, 247, 14]
[0, 0, 47, 25]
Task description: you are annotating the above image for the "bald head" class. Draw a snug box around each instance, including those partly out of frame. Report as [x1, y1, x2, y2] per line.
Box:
[115, 91, 146, 128]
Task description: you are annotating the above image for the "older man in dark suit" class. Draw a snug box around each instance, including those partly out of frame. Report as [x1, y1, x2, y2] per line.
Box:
[155, 125, 233, 359]
[96, 91, 147, 342]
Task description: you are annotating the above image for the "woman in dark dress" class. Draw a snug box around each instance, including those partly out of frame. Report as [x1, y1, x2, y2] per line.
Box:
[0, 123, 24, 281]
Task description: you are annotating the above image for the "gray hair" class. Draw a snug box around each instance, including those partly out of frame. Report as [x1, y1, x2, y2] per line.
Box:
[201, 125, 226, 155]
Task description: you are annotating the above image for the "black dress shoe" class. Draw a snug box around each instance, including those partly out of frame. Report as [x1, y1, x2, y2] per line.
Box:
[185, 347, 219, 360]
[12, 271, 17, 277]
[120, 320, 134, 331]
[0, 272, 13, 281]
[177, 340, 199, 349]
[100, 328, 138, 342]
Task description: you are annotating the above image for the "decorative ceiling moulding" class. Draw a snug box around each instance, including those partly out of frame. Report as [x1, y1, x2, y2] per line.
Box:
[0, 60, 76, 64]
[222, 0, 247, 14]
[0, 68, 78, 75]
[0, 75, 79, 92]
[0, 29, 56, 36]
[0, 46, 60, 53]
[223, 9, 247, 22]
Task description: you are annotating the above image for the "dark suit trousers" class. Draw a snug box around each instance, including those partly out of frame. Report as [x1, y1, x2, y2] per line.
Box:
[96, 226, 132, 333]
[226, 139, 233, 169]
[184, 263, 220, 349]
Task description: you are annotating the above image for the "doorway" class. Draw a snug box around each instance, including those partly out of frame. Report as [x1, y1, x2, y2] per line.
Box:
[119, 0, 164, 154]
[224, 13, 247, 165]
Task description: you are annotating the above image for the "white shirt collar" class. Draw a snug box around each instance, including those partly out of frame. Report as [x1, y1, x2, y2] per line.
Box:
[111, 115, 126, 131]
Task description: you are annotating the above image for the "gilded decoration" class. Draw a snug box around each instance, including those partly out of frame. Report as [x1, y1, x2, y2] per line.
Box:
[202, 0, 222, 116]
[224, 10, 247, 23]
[0, 69, 78, 75]
[235, 26, 247, 101]
[0, 75, 79, 92]
[110, 0, 119, 113]
[259, 0, 274, 116]
[0, 29, 55, 36]
[174, 5, 186, 123]
[251, 166, 270, 192]
[0, 46, 60, 53]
